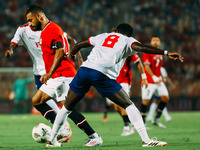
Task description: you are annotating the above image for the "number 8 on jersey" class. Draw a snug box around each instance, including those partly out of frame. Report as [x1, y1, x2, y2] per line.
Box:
[102, 35, 119, 48]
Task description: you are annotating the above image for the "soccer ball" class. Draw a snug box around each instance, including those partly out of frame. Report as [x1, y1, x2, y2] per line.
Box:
[32, 123, 51, 143]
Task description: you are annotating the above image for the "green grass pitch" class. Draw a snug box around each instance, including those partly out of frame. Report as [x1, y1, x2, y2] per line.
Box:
[0, 112, 199, 150]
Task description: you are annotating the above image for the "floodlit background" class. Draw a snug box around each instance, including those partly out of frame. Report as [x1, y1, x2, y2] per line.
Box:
[0, 0, 199, 113]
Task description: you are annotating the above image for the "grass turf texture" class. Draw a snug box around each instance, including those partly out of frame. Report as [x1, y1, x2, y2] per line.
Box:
[0, 112, 199, 150]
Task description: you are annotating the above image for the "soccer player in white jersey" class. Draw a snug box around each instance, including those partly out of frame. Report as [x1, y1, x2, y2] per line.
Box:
[5, 4, 102, 144]
[5, 23, 60, 112]
[146, 67, 175, 122]
[45, 23, 183, 147]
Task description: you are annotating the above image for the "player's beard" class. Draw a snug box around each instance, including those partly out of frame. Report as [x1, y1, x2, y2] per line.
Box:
[35, 21, 41, 30]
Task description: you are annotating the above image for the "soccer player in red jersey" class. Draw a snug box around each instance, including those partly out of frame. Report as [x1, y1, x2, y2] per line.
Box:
[105, 54, 148, 136]
[141, 37, 171, 128]
[26, 5, 102, 146]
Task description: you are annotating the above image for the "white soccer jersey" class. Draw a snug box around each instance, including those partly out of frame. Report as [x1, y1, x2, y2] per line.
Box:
[81, 33, 139, 79]
[161, 67, 168, 78]
[11, 24, 46, 76]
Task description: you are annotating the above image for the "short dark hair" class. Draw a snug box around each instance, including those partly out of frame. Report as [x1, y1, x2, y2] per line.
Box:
[116, 23, 133, 37]
[26, 4, 44, 15]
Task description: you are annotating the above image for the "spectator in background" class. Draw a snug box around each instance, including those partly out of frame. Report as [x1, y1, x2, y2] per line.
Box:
[11, 72, 33, 118]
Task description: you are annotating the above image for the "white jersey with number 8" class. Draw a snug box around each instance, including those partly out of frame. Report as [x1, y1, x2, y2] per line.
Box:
[82, 33, 139, 79]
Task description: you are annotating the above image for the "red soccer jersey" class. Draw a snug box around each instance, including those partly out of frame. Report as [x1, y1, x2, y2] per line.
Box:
[142, 53, 163, 83]
[40, 21, 76, 78]
[116, 54, 140, 85]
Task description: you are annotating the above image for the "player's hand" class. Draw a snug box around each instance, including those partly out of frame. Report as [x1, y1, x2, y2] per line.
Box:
[141, 79, 148, 88]
[5, 49, 13, 58]
[168, 52, 184, 62]
[70, 54, 76, 62]
[152, 75, 161, 84]
[40, 73, 51, 85]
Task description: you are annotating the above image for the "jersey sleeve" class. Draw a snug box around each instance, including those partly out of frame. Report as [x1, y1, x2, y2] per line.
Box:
[11, 27, 24, 46]
[25, 78, 33, 83]
[128, 37, 140, 55]
[47, 27, 64, 51]
[129, 37, 140, 49]
[88, 33, 106, 46]
[131, 54, 140, 64]
[142, 53, 151, 65]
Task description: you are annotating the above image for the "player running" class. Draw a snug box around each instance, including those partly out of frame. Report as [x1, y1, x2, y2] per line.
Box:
[140, 37, 172, 128]
[146, 67, 175, 122]
[104, 53, 148, 136]
[47, 23, 183, 147]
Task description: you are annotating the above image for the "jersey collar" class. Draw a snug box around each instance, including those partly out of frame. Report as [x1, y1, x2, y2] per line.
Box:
[42, 21, 51, 32]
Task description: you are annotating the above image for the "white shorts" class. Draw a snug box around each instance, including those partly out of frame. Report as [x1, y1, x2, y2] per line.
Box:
[141, 82, 169, 100]
[106, 83, 131, 104]
[40, 77, 73, 102]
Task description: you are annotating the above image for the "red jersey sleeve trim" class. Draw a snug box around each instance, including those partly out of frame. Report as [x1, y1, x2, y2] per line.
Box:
[130, 41, 139, 49]
[88, 38, 92, 45]
[11, 42, 18, 47]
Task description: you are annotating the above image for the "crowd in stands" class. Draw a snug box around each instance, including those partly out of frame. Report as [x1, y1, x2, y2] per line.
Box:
[0, 0, 199, 97]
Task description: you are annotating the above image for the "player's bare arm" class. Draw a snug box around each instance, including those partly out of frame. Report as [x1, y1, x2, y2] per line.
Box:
[67, 35, 76, 48]
[136, 60, 148, 88]
[145, 64, 160, 84]
[131, 42, 184, 62]
[40, 48, 65, 84]
[67, 35, 83, 66]
[5, 43, 17, 58]
[70, 40, 92, 61]
[76, 52, 83, 67]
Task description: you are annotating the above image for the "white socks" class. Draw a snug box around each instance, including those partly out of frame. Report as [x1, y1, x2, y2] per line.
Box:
[147, 103, 158, 120]
[163, 107, 170, 118]
[147, 102, 171, 120]
[50, 106, 72, 143]
[46, 99, 60, 114]
[126, 104, 151, 143]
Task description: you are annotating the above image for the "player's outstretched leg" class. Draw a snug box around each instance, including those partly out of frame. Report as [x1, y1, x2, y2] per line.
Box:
[108, 89, 167, 147]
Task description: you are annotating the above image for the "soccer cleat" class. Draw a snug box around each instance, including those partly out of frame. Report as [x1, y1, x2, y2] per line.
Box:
[84, 136, 103, 147]
[102, 117, 108, 122]
[152, 119, 166, 128]
[142, 138, 167, 147]
[46, 141, 62, 147]
[121, 126, 134, 136]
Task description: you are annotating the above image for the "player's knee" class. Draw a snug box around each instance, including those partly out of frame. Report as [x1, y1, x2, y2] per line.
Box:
[142, 100, 150, 106]
[32, 95, 42, 105]
[160, 96, 169, 103]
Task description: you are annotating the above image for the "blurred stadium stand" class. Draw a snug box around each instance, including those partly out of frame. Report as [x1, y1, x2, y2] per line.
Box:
[0, 0, 199, 113]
